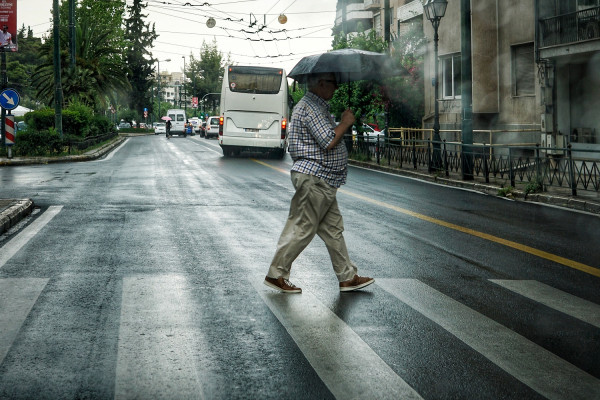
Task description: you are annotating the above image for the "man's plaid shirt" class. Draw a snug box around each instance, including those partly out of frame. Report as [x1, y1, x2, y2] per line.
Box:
[288, 92, 348, 188]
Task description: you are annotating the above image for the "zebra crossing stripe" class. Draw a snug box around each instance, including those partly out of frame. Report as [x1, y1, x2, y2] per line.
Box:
[114, 275, 205, 400]
[0, 206, 63, 269]
[490, 280, 600, 328]
[254, 280, 423, 400]
[0, 278, 49, 364]
[377, 278, 600, 400]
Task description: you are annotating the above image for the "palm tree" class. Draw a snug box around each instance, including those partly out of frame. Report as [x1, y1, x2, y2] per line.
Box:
[32, 14, 131, 109]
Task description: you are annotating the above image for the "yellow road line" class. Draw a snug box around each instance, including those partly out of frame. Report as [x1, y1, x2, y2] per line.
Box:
[253, 159, 600, 278]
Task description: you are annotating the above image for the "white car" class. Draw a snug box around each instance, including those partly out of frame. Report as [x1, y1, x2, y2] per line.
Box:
[154, 122, 166, 135]
[189, 117, 203, 133]
[352, 124, 385, 143]
[205, 116, 220, 139]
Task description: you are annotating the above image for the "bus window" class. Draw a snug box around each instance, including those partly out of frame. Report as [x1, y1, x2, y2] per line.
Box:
[228, 66, 283, 94]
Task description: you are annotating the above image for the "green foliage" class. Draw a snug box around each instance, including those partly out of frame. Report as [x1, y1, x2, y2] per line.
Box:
[24, 108, 55, 131]
[497, 186, 515, 197]
[329, 22, 426, 129]
[524, 176, 544, 196]
[13, 130, 62, 157]
[184, 40, 230, 109]
[31, 0, 129, 108]
[62, 102, 94, 137]
[89, 115, 115, 137]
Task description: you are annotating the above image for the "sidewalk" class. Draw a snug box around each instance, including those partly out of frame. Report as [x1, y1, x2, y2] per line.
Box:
[350, 159, 600, 215]
[1, 135, 598, 235]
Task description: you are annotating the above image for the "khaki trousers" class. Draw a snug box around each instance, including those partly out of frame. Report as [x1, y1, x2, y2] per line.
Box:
[268, 172, 358, 282]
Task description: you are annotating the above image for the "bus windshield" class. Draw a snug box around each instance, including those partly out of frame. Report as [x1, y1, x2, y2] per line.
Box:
[227, 66, 283, 94]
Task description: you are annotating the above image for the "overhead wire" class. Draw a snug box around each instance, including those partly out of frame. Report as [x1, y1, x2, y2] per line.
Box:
[126, 0, 336, 67]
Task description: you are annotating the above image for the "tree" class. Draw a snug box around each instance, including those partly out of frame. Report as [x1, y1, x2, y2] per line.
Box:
[330, 29, 389, 129]
[329, 22, 427, 129]
[31, 0, 130, 109]
[124, 0, 157, 126]
[7, 25, 45, 105]
[185, 40, 230, 114]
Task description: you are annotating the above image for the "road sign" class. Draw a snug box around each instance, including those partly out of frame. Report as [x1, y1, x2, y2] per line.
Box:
[0, 88, 20, 111]
[5, 114, 15, 145]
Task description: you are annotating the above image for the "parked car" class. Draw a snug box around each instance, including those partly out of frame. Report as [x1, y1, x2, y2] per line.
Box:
[352, 124, 385, 143]
[189, 117, 203, 133]
[154, 122, 166, 135]
[204, 116, 220, 139]
[118, 122, 131, 130]
[16, 121, 27, 133]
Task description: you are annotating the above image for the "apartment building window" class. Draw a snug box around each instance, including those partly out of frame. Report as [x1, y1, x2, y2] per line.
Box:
[512, 43, 535, 96]
[373, 12, 381, 36]
[441, 54, 461, 99]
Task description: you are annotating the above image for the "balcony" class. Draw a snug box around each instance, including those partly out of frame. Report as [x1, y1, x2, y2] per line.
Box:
[334, 3, 373, 34]
[539, 6, 600, 48]
[364, 0, 381, 11]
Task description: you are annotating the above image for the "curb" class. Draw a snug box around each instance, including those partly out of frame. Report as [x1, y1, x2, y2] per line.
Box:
[0, 135, 127, 167]
[0, 199, 34, 235]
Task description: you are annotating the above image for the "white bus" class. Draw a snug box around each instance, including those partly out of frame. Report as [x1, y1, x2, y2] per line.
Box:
[219, 66, 289, 158]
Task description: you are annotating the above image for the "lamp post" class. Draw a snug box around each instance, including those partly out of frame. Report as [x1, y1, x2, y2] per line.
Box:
[182, 56, 187, 114]
[423, 0, 447, 170]
[157, 58, 171, 120]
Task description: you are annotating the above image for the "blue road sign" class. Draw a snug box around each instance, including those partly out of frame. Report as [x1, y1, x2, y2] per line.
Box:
[0, 88, 20, 111]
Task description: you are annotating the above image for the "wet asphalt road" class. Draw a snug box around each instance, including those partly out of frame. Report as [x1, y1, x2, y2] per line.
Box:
[0, 135, 599, 399]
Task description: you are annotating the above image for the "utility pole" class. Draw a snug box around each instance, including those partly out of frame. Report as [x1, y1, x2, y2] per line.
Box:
[53, 0, 63, 137]
[384, 0, 390, 47]
[1, 50, 6, 147]
[461, 0, 473, 179]
[69, 0, 76, 69]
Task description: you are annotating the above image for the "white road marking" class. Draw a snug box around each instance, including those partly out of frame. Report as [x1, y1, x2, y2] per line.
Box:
[0, 278, 49, 364]
[93, 138, 128, 162]
[490, 279, 600, 328]
[114, 275, 205, 400]
[377, 278, 600, 400]
[0, 206, 63, 269]
[253, 279, 423, 400]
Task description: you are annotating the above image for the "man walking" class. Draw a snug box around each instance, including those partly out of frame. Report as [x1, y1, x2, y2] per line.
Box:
[264, 72, 374, 294]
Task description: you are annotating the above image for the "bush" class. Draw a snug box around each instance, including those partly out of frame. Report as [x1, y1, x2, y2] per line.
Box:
[13, 130, 62, 156]
[89, 115, 114, 137]
[24, 108, 54, 131]
[63, 102, 94, 137]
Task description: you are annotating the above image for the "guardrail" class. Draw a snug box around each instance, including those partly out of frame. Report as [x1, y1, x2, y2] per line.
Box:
[66, 132, 118, 153]
[348, 131, 600, 196]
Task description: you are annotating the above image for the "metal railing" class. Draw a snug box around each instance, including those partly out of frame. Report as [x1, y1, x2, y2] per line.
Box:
[348, 130, 600, 196]
[540, 6, 600, 47]
[67, 132, 118, 153]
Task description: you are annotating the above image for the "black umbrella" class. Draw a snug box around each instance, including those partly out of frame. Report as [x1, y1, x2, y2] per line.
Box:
[288, 48, 399, 84]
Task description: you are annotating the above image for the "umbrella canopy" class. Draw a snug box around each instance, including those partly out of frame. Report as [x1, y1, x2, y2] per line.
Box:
[161, 116, 172, 121]
[288, 48, 399, 84]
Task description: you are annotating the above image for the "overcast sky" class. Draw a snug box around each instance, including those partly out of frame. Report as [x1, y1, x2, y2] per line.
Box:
[18, 0, 338, 75]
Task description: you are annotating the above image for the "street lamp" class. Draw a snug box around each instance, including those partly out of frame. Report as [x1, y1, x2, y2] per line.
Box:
[182, 56, 187, 114]
[157, 58, 171, 121]
[423, 0, 447, 170]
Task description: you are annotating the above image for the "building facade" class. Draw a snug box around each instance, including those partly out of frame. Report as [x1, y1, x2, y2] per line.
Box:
[334, 0, 600, 157]
[334, 0, 422, 40]
[421, 0, 599, 156]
